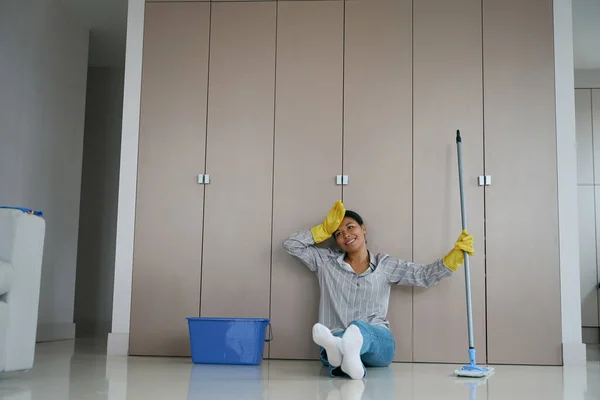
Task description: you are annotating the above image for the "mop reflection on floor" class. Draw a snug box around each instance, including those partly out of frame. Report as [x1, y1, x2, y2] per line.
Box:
[455, 375, 490, 400]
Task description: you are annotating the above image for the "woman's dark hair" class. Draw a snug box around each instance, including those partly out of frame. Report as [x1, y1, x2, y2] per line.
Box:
[344, 210, 364, 226]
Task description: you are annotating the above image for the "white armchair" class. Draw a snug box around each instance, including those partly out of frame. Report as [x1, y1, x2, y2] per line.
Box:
[0, 208, 45, 373]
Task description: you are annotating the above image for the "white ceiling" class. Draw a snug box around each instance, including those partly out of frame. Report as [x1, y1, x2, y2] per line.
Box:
[63, 0, 599, 70]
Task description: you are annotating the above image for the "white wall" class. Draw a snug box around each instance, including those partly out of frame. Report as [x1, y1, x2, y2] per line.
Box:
[554, 0, 587, 366]
[575, 69, 600, 88]
[75, 67, 124, 338]
[108, 0, 587, 365]
[108, 0, 145, 355]
[0, 0, 89, 342]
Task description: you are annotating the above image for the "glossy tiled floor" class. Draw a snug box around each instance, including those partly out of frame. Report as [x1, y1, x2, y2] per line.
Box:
[0, 340, 598, 399]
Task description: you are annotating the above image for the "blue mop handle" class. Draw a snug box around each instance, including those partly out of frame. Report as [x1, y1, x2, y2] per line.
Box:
[456, 130, 476, 364]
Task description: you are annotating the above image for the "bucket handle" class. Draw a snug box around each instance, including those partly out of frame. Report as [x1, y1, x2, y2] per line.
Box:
[265, 322, 273, 343]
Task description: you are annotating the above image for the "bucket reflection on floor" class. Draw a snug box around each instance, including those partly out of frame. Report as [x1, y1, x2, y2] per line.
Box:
[187, 363, 266, 399]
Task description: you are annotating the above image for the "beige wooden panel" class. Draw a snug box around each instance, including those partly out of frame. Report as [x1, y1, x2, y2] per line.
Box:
[575, 89, 593, 184]
[201, 2, 276, 320]
[412, 0, 486, 364]
[147, 0, 208, 3]
[579, 186, 599, 327]
[130, 2, 210, 356]
[483, 0, 562, 365]
[343, 0, 413, 362]
[594, 90, 600, 184]
[270, 0, 343, 360]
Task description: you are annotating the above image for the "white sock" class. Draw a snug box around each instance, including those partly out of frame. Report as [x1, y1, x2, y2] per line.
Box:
[341, 325, 365, 380]
[312, 323, 343, 367]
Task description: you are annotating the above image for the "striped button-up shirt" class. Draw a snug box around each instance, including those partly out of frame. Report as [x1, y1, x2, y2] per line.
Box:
[283, 229, 453, 333]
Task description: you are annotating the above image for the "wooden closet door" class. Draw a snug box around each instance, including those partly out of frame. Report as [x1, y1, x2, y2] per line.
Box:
[594, 90, 600, 326]
[270, 0, 344, 360]
[343, 0, 413, 362]
[200, 2, 276, 319]
[594, 90, 600, 185]
[130, 2, 210, 356]
[213, 0, 274, 2]
[596, 186, 600, 332]
[484, 0, 562, 365]
[579, 185, 598, 328]
[146, 0, 207, 3]
[575, 89, 598, 329]
[412, 0, 485, 363]
[575, 89, 593, 185]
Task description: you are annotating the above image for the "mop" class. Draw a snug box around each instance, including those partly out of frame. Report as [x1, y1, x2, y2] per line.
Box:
[453, 130, 494, 379]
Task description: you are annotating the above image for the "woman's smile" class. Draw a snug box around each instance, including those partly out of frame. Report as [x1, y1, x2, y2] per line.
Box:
[345, 237, 357, 246]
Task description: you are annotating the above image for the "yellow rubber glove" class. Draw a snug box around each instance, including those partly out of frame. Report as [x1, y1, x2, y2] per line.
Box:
[311, 200, 346, 244]
[442, 230, 475, 272]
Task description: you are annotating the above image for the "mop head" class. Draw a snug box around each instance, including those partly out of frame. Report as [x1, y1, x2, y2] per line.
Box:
[454, 348, 494, 378]
[454, 364, 495, 378]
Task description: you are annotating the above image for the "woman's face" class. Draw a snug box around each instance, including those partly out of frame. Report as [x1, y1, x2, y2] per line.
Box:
[333, 217, 366, 253]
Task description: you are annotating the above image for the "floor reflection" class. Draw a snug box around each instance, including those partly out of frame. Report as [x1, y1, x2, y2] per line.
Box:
[0, 340, 597, 400]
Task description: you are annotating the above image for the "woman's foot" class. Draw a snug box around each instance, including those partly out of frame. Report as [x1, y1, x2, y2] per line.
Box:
[341, 325, 365, 380]
[313, 323, 343, 367]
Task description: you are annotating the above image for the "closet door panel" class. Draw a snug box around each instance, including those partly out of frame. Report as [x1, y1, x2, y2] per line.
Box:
[212, 0, 274, 2]
[200, 2, 276, 319]
[579, 186, 599, 327]
[146, 0, 208, 3]
[412, 0, 486, 363]
[130, 2, 210, 356]
[343, 0, 413, 362]
[484, 0, 562, 365]
[594, 90, 600, 184]
[270, 0, 344, 360]
[596, 186, 600, 328]
[575, 89, 593, 185]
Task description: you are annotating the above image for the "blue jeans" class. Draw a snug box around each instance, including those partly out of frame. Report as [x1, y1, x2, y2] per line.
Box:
[319, 320, 395, 378]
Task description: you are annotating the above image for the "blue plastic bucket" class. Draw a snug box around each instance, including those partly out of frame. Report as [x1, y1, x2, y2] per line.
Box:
[186, 317, 272, 365]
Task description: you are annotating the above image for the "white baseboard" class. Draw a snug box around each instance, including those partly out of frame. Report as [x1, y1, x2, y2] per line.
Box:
[36, 323, 76, 342]
[562, 342, 587, 366]
[107, 333, 129, 356]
